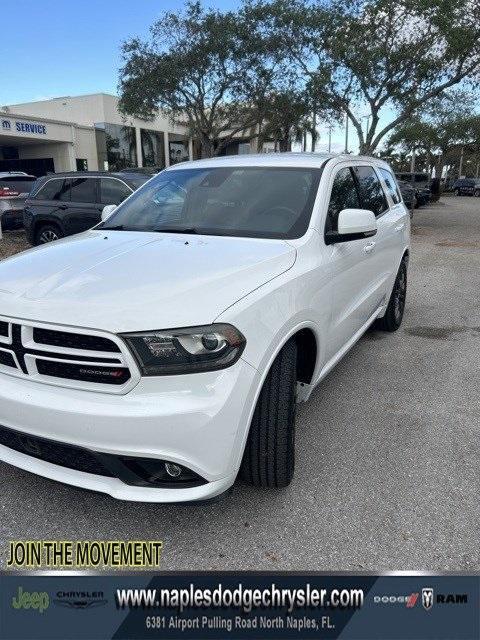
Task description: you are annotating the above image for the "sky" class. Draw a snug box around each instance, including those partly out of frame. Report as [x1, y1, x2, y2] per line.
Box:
[2, 0, 368, 152]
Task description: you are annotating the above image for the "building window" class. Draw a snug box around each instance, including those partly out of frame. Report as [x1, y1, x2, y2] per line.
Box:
[76, 159, 88, 171]
[94, 123, 137, 171]
[238, 142, 251, 155]
[168, 135, 190, 165]
[140, 129, 165, 169]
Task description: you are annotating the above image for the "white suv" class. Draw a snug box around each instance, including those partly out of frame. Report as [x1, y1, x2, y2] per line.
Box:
[0, 154, 409, 502]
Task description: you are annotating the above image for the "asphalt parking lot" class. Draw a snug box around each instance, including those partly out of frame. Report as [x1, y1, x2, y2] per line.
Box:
[0, 196, 479, 572]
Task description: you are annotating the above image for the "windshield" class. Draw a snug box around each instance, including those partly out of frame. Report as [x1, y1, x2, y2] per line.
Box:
[0, 176, 36, 193]
[99, 166, 322, 239]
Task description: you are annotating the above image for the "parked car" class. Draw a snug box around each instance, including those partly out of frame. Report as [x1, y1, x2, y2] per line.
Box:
[117, 166, 160, 175]
[23, 170, 152, 245]
[397, 180, 416, 213]
[0, 153, 410, 502]
[415, 187, 431, 207]
[452, 178, 477, 196]
[0, 172, 36, 231]
[395, 171, 430, 190]
[475, 181, 480, 197]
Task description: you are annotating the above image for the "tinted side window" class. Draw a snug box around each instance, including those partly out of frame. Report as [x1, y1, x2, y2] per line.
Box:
[100, 178, 132, 205]
[69, 177, 97, 203]
[34, 179, 67, 201]
[326, 168, 361, 233]
[354, 166, 388, 217]
[378, 168, 401, 204]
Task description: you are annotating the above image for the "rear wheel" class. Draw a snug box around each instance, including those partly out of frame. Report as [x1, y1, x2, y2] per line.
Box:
[240, 339, 297, 488]
[454, 188, 460, 196]
[474, 189, 480, 198]
[35, 224, 63, 246]
[375, 259, 407, 332]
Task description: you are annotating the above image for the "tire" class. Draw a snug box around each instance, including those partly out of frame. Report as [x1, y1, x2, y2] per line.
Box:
[240, 339, 297, 488]
[374, 259, 407, 332]
[474, 190, 480, 198]
[34, 224, 63, 246]
[454, 189, 460, 196]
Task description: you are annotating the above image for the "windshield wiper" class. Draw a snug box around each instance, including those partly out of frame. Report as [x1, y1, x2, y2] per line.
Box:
[99, 224, 127, 231]
[153, 227, 199, 234]
[100, 225, 201, 234]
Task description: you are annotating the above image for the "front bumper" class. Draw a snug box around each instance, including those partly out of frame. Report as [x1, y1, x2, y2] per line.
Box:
[0, 358, 259, 502]
[0, 204, 24, 230]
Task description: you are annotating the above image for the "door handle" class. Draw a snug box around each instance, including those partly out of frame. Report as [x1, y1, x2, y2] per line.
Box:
[363, 242, 376, 253]
[395, 223, 405, 232]
[58, 204, 67, 210]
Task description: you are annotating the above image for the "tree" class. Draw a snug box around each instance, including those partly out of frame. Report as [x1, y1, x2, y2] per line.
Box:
[118, 1, 283, 158]
[252, 0, 480, 154]
[386, 91, 480, 177]
[257, 88, 322, 151]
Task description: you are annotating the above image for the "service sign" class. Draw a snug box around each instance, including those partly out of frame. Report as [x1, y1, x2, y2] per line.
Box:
[1, 119, 47, 135]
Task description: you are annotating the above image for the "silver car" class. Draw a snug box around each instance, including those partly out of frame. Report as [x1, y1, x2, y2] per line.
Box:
[0, 172, 36, 231]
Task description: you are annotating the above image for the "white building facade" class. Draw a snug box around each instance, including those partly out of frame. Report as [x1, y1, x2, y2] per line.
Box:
[0, 93, 192, 176]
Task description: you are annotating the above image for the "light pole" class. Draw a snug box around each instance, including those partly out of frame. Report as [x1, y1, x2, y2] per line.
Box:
[362, 114, 371, 135]
[410, 147, 416, 173]
[326, 124, 334, 153]
[361, 114, 371, 154]
[344, 111, 349, 153]
[458, 145, 464, 178]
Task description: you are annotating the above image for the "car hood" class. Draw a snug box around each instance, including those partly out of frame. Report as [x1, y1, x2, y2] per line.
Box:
[0, 230, 296, 332]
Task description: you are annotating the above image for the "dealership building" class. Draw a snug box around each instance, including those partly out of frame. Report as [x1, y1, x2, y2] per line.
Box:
[0, 93, 193, 176]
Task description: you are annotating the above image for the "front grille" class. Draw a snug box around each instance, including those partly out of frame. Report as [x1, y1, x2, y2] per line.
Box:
[0, 424, 114, 477]
[0, 351, 16, 368]
[36, 360, 130, 385]
[33, 327, 121, 353]
[0, 318, 136, 392]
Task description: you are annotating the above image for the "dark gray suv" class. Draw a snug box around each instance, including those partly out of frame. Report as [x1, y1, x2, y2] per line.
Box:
[23, 171, 152, 245]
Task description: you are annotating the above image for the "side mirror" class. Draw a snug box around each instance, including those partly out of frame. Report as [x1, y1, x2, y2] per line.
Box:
[101, 204, 117, 221]
[325, 208, 377, 245]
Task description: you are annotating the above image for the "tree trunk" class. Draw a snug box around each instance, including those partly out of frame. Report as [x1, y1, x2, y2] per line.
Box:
[311, 109, 318, 152]
[434, 153, 444, 181]
[200, 136, 215, 158]
[358, 142, 374, 156]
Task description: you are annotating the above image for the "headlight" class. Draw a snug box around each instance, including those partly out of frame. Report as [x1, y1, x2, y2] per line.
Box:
[122, 324, 246, 376]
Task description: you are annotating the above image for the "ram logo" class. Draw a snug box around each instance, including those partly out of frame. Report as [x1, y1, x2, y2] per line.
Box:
[422, 588, 434, 611]
[1, 119, 11, 130]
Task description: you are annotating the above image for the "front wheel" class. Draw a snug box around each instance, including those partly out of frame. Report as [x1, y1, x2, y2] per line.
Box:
[240, 339, 297, 488]
[474, 190, 480, 198]
[375, 259, 407, 332]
